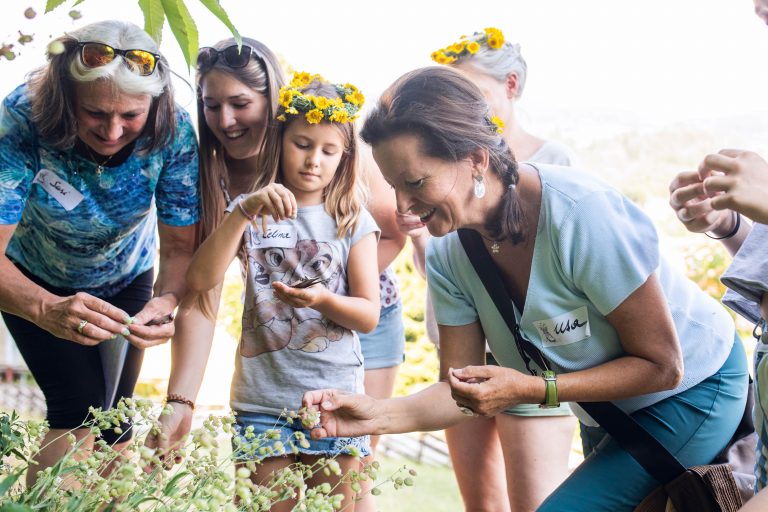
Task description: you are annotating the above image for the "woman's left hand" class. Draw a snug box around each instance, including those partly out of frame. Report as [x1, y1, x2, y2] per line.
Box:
[124, 294, 177, 349]
[271, 281, 328, 309]
[448, 365, 528, 416]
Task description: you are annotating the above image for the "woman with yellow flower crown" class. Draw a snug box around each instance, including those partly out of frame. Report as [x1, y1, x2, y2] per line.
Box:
[398, 27, 577, 511]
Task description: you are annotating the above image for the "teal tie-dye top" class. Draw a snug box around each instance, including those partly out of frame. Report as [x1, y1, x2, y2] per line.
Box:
[0, 84, 200, 297]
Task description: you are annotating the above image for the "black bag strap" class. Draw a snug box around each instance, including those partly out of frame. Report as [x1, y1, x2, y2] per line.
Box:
[457, 228, 687, 484]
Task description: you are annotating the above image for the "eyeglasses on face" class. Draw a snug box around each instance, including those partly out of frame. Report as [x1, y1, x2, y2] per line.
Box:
[196, 44, 265, 71]
[78, 42, 161, 76]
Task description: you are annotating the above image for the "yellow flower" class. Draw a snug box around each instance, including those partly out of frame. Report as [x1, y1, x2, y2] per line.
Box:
[430, 51, 440, 62]
[306, 109, 324, 124]
[277, 114, 286, 122]
[314, 96, 331, 110]
[345, 90, 365, 106]
[467, 41, 480, 54]
[286, 107, 299, 115]
[331, 97, 344, 108]
[290, 71, 314, 88]
[278, 88, 294, 108]
[344, 83, 359, 93]
[329, 109, 349, 123]
[449, 42, 465, 54]
[490, 115, 505, 134]
[487, 34, 503, 49]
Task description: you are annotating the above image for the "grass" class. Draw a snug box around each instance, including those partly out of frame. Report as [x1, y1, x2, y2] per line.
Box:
[373, 455, 462, 512]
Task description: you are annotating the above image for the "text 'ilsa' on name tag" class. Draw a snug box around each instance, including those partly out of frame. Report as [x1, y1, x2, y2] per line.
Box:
[248, 224, 297, 249]
[32, 169, 84, 211]
[533, 306, 591, 347]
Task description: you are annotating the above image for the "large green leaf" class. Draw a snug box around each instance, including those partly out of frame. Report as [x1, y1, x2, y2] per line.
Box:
[44, 0, 68, 13]
[138, 0, 166, 44]
[160, 0, 199, 68]
[197, 0, 241, 47]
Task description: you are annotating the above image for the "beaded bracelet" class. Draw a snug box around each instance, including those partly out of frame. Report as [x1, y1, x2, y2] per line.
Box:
[165, 393, 195, 411]
[706, 212, 741, 240]
[237, 200, 258, 222]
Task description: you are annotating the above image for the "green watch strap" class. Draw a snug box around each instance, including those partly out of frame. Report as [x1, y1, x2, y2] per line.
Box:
[539, 370, 560, 409]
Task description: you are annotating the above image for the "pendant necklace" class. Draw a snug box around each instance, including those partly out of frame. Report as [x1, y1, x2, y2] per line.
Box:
[479, 233, 502, 254]
[85, 145, 116, 188]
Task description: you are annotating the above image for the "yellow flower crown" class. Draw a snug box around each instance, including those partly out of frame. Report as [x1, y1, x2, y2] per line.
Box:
[277, 72, 364, 125]
[431, 27, 505, 65]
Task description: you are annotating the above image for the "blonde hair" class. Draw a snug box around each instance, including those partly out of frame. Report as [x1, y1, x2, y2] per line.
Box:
[256, 80, 362, 239]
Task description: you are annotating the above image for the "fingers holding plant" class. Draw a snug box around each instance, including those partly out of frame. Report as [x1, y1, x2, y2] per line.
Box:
[241, 183, 298, 234]
[38, 292, 132, 346]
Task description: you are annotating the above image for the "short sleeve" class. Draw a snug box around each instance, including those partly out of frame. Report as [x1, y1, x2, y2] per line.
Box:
[0, 87, 37, 224]
[351, 207, 380, 245]
[558, 190, 659, 315]
[155, 109, 200, 226]
[426, 236, 479, 327]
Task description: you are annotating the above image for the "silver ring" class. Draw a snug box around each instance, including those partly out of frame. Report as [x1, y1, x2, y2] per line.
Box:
[458, 406, 475, 416]
[76, 319, 89, 334]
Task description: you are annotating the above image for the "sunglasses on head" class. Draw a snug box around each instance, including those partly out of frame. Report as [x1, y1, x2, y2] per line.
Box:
[78, 42, 161, 76]
[196, 44, 265, 71]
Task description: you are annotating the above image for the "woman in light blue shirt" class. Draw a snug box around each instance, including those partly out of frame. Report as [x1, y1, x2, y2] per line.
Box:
[303, 66, 748, 510]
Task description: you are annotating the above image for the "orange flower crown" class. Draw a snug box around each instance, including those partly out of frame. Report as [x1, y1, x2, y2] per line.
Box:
[431, 27, 505, 65]
[277, 72, 364, 125]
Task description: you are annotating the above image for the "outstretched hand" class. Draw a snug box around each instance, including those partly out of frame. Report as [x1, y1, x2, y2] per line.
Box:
[302, 389, 378, 439]
[144, 402, 193, 472]
[668, 170, 731, 234]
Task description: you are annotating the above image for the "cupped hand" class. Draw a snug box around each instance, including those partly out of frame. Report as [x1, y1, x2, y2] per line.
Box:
[448, 365, 524, 417]
[241, 183, 298, 234]
[38, 292, 131, 346]
[272, 280, 328, 309]
[395, 211, 428, 237]
[698, 149, 768, 224]
[124, 295, 177, 349]
[143, 402, 193, 472]
[302, 389, 378, 439]
[668, 170, 730, 234]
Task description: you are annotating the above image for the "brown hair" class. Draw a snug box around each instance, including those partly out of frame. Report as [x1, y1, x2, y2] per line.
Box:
[255, 79, 361, 239]
[360, 66, 524, 243]
[27, 20, 176, 153]
[196, 37, 286, 247]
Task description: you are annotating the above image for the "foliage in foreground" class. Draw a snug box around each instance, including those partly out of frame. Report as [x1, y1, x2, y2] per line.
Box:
[0, 400, 415, 511]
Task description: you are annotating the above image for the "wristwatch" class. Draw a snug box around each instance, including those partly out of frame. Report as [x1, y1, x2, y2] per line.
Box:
[539, 370, 560, 409]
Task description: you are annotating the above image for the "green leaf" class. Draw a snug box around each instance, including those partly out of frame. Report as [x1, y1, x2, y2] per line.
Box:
[197, 0, 241, 47]
[0, 471, 23, 497]
[72, 0, 89, 6]
[44, 0, 68, 13]
[160, 0, 199, 69]
[138, 0, 166, 44]
[0, 503, 34, 512]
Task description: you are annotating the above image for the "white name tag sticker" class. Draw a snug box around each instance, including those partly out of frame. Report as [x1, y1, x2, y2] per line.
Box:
[32, 169, 84, 211]
[533, 306, 591, 347]
[249, 225, 297, 249]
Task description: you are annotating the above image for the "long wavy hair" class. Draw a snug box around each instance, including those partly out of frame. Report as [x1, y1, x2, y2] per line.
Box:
[361, 66, 524, 243]
[27, 20, 175, 153]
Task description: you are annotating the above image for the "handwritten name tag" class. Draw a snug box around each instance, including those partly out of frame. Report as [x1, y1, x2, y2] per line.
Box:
[249, 225, 297, 249]
[32, 169, 84, 211]
[533, 306, 590, 347]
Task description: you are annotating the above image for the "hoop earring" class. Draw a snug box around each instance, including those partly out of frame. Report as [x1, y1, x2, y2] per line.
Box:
[474, 174, 486, 199]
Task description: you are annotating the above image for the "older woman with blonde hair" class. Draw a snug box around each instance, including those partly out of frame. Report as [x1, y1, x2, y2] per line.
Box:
[0, 20, 199, 483]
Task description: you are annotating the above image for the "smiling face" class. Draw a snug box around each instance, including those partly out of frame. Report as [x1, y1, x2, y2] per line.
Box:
[200, 69, 270, 161]
[280, 118, 346, 205]
[373, 133, 481, 237]
[75, 80, 152, 156]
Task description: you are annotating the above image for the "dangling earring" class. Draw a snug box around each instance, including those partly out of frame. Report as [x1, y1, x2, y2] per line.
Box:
[508, 182, 517, 193]
[474, 174, 486, 199]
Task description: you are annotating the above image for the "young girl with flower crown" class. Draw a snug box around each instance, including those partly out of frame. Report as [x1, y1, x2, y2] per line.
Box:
[185, 72, 379, 510]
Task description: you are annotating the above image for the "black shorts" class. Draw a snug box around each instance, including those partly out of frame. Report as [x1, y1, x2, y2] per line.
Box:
[3, 265, 153, 444]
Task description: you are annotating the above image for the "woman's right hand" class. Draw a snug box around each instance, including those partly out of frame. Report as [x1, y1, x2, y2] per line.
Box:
[38, 292, 131, 346]
[668, 169, 732, 234]
[302, 389, 379, 439]
[144, 402, 193, 471]
[241, 183, 298, 233]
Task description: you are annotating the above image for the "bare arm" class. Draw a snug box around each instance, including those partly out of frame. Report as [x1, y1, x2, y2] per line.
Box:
[450, 274, 685, 415]
[272, 232, 381, 333]
[0, 224, 131, 344]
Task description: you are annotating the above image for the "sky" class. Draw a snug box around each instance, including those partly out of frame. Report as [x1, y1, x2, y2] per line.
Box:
[1, 0, 767, 135]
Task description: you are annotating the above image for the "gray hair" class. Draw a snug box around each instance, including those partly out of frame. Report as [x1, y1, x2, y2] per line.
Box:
[67, 20, 166, 97]
[455, 41, 528, 98]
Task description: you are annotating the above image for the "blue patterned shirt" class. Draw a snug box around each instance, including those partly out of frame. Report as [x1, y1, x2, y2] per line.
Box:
[0, 84, 199, 297]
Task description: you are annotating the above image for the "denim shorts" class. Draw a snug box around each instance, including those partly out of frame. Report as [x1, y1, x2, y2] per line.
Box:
[359, 300, 406, 370]
[232, 411, 371, 461]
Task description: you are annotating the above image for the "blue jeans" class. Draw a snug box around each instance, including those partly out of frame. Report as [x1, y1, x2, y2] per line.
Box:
[358, 300, 405, 370]
[539, 339, 748, 511]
